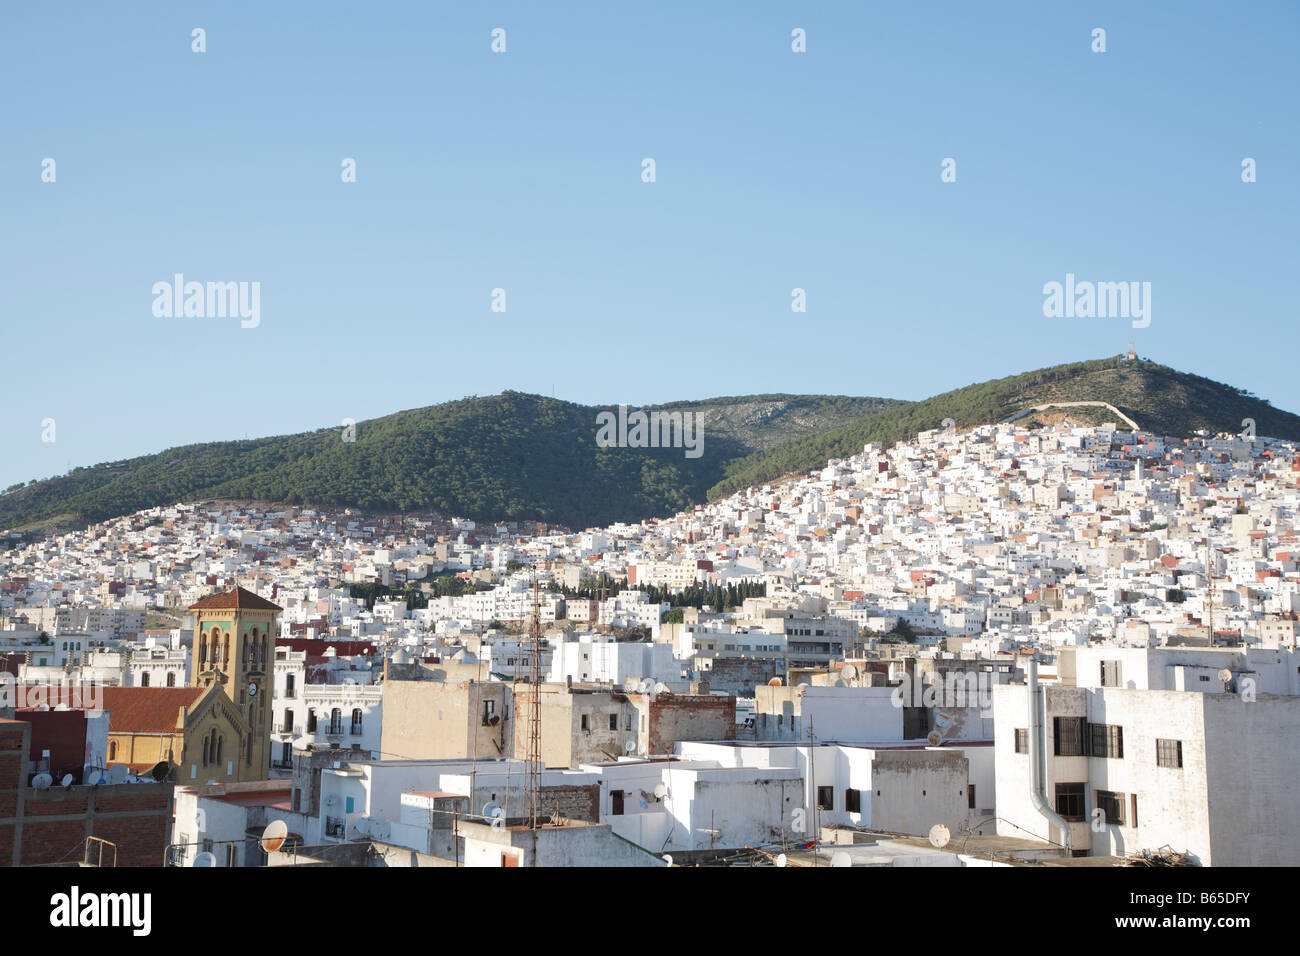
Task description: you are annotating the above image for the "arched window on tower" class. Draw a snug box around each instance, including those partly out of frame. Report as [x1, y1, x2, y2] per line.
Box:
[109, 740, 118, 761]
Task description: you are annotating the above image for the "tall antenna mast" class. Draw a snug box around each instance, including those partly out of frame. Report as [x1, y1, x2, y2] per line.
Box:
[526, 572, 542, 863]
[1206, 544, 1215, 648]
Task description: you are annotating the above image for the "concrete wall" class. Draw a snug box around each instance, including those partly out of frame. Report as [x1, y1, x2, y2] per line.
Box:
[1203, 694, 1300, 866]
[869, 749, 968, 837]
[381, 681, 513, 760]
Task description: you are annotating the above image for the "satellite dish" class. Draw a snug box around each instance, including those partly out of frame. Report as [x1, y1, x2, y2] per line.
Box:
[624, 739, 637, 754]
[482, 801, 501, 822]
[85, 771, 104, 786]
[767, 678, 783, 686]
[31, 772, 53, 789]
[636, 678, 652, 694]
[834, 679, 846, 687]
[927, 731, 943, 746]
[261, 819, 288, 854]
[653, 682, 668, 695]
[774, 853, 788, 868]
[653, 783, 667, 799]
[60, 774, 74, 789]
[928, 824, 951, 848]
[107, 765, 128, 785]
[662, 854, 673, 867]
[149, 760, 171, 782]
[1217, 668, 1233, 683]
[488, 714, 501, 726]
[354, 818, 370, 837]
[830, 851, 851, 868]
[192, 851, 217, 868]
[840, 665, 857, 681]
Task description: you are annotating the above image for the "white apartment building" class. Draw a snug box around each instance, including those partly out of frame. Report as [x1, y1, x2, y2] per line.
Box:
[547, 637, 678, 686]
[993, 676, 1300, 865]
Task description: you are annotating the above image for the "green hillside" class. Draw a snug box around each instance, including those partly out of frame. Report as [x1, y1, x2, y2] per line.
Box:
[2, 357, 1295, 535]
[0, 392, 894, 533]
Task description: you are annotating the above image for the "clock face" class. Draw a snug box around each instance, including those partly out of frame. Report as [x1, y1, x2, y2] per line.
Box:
[248, 682, 258, 697]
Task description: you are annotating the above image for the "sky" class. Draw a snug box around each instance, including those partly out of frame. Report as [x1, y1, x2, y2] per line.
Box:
[2, 1, 1297, 489]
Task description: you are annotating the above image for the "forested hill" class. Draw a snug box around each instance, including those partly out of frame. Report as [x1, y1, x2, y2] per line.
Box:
[0, 392, 895, 533]
[3, 359, 1296, 535]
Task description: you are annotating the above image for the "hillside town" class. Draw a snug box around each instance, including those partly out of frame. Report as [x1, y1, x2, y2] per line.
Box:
[3, 420, 1298, 867]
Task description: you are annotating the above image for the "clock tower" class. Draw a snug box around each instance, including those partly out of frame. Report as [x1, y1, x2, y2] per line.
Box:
[188, 586, 282, 780]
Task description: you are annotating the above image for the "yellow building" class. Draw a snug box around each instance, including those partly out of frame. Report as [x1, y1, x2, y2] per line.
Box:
[185, 585, 283, 781]
[98, 683, 254, 784]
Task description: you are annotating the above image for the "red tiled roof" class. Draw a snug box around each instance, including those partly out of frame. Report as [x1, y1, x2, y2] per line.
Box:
[91, 687, 206, 734]
[189, 586, 282, 612]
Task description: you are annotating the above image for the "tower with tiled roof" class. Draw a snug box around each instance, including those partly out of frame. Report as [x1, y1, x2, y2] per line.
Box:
[188, 586, 282, 779]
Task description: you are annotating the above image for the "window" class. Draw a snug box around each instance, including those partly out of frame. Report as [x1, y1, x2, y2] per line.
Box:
[166, 672, 176, 687]
[1054, 782, 1086, 822]
[609, 713, 619, 731]
[1095, 789, 1125, 826]
[283, 709, 293, 732]
[1130, 793, 1138, 829]
[817, 786, 833, 810]
[1090, 723, 1124, 759]
[329, 708, 343, 735]
[351, 709, 363, 734]
[1053, 717, 1085, 756]
[845, 788, 861, 813]
[306, 708, 317, 732]
[1100, 660, 1122, 687]
[285, 674, 295, 699]
[968, 784, 976, 810]
[141, 672, 150, 687]
[580, 714, 589, 731]
[1014, 728, 1029, 754]
[109, 741, 118, 761]
[1156, 738, 1183, 768]
[611, 789, 624, 815]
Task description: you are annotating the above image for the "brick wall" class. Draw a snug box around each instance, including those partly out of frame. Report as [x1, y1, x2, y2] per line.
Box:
[649, 696, 735, 754]
[1, 718, 173, 867]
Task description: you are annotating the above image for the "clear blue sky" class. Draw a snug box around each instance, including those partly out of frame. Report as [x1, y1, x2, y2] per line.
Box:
[3, 1, 1296, 489]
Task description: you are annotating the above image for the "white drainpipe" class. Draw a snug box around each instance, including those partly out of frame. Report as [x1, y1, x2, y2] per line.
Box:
[1027, 657, 1071, 852]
